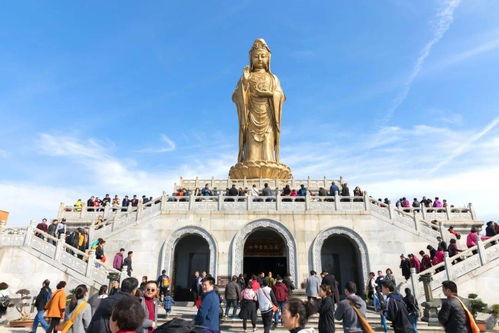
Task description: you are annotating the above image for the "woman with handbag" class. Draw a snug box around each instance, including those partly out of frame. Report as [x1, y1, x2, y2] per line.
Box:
[256, 280, 278, 333]
[45, 281, 67, 333]
[62, 284, 91, 333]
[239, 282, 257, 333]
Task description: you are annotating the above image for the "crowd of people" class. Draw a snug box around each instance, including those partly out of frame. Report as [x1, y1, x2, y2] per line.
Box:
[396, 223, 499, 280]
[72, 194, 155, 212]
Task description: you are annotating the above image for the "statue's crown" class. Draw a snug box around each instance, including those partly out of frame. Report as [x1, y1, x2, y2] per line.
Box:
[250, 38, 271, 54]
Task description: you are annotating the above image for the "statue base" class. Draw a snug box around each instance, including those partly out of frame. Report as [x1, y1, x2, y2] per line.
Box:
[229, 161, 292, 180]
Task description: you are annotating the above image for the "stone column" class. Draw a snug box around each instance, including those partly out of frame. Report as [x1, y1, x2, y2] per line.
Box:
[443, 251, 452, 281]
[23, 223, 35, 247]
[217, 193, 223, 211]
[409, 267, 419, 299]
[276, 191, 281, 210]
[419, 273, 440, 326]
[387, 203, 393, 220]
[334, 193, 339, 211]
[161, 191, 167, 212]
[363, 192, 369, 211]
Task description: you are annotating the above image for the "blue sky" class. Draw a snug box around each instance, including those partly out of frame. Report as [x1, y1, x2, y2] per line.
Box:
[1, 0, 499, 225]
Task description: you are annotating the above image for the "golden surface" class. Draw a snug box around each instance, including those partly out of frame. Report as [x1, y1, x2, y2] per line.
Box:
[229, 39, 292, 179]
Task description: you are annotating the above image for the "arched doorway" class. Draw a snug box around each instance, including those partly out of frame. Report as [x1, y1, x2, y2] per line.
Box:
[311, 227, 369, 296]
[173, 234, 209, 301]
[243, 229, 287, 278]
[321, 235, 362, 295]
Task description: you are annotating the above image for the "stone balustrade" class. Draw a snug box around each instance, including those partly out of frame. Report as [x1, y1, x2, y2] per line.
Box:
[175, 176, 343, 192]
[0, 222, 122, 288]
[409, 233, 499, 301]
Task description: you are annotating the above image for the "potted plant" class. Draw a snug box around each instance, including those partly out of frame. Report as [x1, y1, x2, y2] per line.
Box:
[489, 304, 499, 329]
[9, 289, 33, 327]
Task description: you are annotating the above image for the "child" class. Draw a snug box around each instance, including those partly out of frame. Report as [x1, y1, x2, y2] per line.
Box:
[109, 295, 145, 333]
[162, 291, 175, 315]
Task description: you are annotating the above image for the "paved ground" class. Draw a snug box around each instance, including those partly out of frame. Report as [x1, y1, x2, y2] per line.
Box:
[0, 304, 450, 333]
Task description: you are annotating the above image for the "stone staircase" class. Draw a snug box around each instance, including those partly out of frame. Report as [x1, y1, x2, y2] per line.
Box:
[0, 224, 122, 290]
[406, 233, 499, 301]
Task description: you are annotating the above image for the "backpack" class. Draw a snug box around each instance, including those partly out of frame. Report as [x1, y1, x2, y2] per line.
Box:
[162, 276, 170, 287]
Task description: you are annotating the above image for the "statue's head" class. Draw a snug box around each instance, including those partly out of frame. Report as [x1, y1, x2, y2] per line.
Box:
[249, 38, 271, 72]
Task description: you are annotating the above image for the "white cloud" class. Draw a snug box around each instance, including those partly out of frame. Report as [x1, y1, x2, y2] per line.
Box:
[382, 0, 461, 124]
[135, 134, 176, 153]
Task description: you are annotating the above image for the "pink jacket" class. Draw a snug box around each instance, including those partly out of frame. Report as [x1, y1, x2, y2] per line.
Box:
[113, 252, 123, 270]
[432, 250, 444, 265]
[466, 232, 477, 247]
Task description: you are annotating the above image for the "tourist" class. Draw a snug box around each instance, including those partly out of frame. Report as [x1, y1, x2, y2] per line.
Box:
[318, 187, 328, 196]
[408, 253, 421, 273]
[250, 184, 259, 196]
[122, 195, 130, 210]
[374, 270, 384, 292]
[190, 271, 201, 303]
[124, 251, 133, 277]
[94, 197, 102, 210]
[157, 270, 170, 301]
[366, 272, 377, 303]
[56, 219, 67, 239]
[63, 284, 91, 333]
[380, 280, 412, 333]
[267, 271, 275, 288]
[194, 276, 220, 332]
[419, 250, 432, 271]
[162, 291, 175, 316]
[201, 184, 213, 196]
[305, 270, 321, 301]
[486, 221, 497, 237]
[403, 288, 419, 333]
[109, 280, 120, 296]
[448, 226, 461, 240]
[282, 298, 316, 333]
[87, 196, 95, 211]
[448, 239, 463, 259]
[113, 248, 125, 271]
[341, 183, 350, 197]
[320, 271, 340, 304]
[282, 184, 291, 196]
[283, 274, 296, 296]
[78, 227, 89, 255]
[237, 274, 247, 291]
[334, 281, 366, 333]
[45, 281, 67, 333]
[297, 184, 307, 196]
[131, 195, 139, 207]
[330, 182, 339, 196]
[318, 284, 335, 333]
[109, 295, 145, 333]
[426, 245, 437, 259]
[31, 279, 51, 332]
[0, 282, 9, 321]
[225, 275, 241, 319]
[256, 279, 278, 333]
[239, 281, 258, 333]
[228, 184, 239, 196]
[74, 199, 83, 212]
[373, 290, 388, 333]
[438, 280, 478, 333]
[412, 198, 420, 211]
[353, 186, 363, 197]
[112, 195, 120, 210]
[433, 197, 443, 208]
[437, 236, 447, 252]
[47, 219, 58, 244]
[36, 218, 48, 238]
[88, 285, 108, 316]
[290, 189, 298, 196]
[384, 268, 396, 285]
[432, 245, 445, 266]
[102, 194, 111, 206]
[95, 239, 106, 262]
[420, 196, 430, 207]
[139, 276, 148, 291]
[399, 254, 411, 281]
[87, 277, 139, 333]
[272, 275, 288, 327]
[138, 281, 159, 332]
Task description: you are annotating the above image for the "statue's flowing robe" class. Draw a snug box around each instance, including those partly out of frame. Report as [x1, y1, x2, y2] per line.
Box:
[232, 71, 285, 163]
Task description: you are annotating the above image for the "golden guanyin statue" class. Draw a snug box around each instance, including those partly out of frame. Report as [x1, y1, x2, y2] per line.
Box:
[229, 39, 292, 179]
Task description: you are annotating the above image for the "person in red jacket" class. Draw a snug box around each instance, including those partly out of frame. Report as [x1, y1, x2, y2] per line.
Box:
[408, 253, 421, 273]
[271, 275, 289, 328]
[419, 250, 432, 271]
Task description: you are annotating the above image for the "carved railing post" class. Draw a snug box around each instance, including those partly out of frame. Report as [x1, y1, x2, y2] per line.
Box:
[468, 203, 476, 220]
[86, 250, 96, 278]
[305, 192, 310, 211]
[57, 203, 65, 219]
[23, 223, 35, 247]
[477, 238, 487, 266]
[137, 202, 144, 220]
[363, 192, 369, 211]
[445, 205, 451, 220]
[217, 193, 223, 211]
[81, 202, 87, 218]
[247, 194, 252, 210]
[334, 193, 338, 211]
[161, 191, 167, 212]
[103, 205, 110, 219]
[387, 203, 393, 220]
[276, 192, 281, 210]
[409, 267, 419, 299]
[54, 233, 65, 261]
[443, 252, 452, 280]
[421, 206, 426, 220]
[188, 194, 194, 210]
[121, 264, 129, 280]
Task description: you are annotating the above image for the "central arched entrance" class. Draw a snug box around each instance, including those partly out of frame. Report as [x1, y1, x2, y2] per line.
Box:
[243, 229, 287, 278]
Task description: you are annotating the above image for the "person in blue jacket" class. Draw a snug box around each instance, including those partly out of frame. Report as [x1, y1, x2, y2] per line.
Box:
[194, 276, 220, 332]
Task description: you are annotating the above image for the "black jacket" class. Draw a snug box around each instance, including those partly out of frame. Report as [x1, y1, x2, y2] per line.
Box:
[321, 274, 340, 304]
[385, 292, 413, 333]
[486, 225, 497, 237]
[438, 296, 472, 333]
[87, 291, 130, 333]
[318, 295, 335, 333]
[95, 246, 104, 260]
[34, 286, 51, 311]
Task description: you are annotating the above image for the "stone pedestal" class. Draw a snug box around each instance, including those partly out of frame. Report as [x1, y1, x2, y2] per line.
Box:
[229, 161, 292, 179]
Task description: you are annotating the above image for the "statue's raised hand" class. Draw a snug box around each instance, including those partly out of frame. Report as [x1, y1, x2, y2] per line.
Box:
[243, 66, 250, 82]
